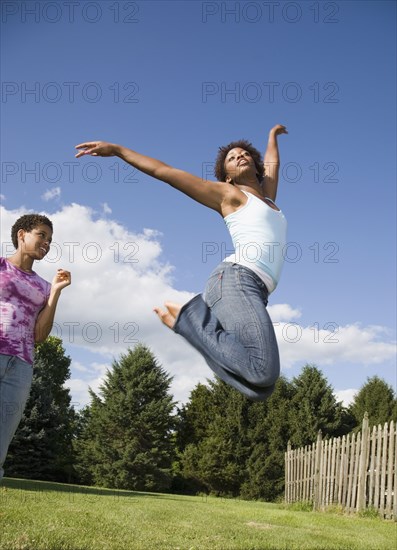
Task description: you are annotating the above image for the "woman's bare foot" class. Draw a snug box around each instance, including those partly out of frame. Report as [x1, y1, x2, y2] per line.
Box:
[164, 302, 182, 319]
[154, 302, 181, 329]
[153, 307, 174, 329]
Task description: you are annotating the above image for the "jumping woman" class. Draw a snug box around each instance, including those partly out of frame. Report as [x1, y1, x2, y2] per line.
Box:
[75, 124, 287, 401]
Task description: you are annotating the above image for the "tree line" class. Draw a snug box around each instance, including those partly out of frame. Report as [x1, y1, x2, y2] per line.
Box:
[6, 337, 397, 501]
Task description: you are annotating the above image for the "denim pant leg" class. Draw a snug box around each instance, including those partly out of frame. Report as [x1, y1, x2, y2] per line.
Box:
[0, 354, 33, 481]
[173, 262, 280, 401]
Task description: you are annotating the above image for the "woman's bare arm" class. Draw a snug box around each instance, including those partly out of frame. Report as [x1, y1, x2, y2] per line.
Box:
[75, 141, 229, 213]
[262, 125, 288, 201]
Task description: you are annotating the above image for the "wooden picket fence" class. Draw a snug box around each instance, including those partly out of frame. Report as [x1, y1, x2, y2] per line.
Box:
[285, 414, 397, 519]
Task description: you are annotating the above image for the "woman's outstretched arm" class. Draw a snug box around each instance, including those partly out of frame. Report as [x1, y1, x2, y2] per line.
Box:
[262, 125, 288, 201]
[75, 141, 228, 213]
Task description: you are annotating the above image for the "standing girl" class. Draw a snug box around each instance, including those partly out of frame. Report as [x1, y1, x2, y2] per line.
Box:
[0, 214, 71, 480]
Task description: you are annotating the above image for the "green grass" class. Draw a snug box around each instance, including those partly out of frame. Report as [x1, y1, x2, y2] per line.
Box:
[1, 478, 395, 550]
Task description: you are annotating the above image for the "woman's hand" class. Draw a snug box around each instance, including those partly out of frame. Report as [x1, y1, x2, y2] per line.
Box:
[270, 124, 288, 136]
[34, 269, 71, 342]
[51, 269, 71, 292]
[75, 141, 120, 158]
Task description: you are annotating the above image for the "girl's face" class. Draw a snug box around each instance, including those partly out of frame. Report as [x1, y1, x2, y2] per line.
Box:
[224, 147, 256, 183]
[18, 224, 53, 260]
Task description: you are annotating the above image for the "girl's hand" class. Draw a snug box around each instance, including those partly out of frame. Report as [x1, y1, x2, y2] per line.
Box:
[270, 125, 288, 136]
[51, 269, 71, 291]
[75, 141, 119, 158]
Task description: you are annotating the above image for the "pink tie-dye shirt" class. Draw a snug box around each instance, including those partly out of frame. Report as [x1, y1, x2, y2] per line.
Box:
[0, 257, 51, 365]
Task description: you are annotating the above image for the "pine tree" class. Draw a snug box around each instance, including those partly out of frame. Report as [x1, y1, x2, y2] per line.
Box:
[349, 376, 397, 428]
[6, 336, 76, 482]
[289, 364, 345, 447]
[241, 376, 294, 501]
[72, 397, 101, 485]
[175, 382, 217, 451]
[74, 344, 176, 491]
[180, 379, 252, 496]
[172, 382, 217, 494]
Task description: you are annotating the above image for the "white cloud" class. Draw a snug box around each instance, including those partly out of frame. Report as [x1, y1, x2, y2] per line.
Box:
[268, 303, 302, 322]
[42, 187, 61, 201]
[102, 202, 112, 215]
[1, 204, 201, 406]
[275, 322, 396, 369]
[1, 204, 396, 409]
[0, 194, 5, 202]
[335, 389, 358, 407]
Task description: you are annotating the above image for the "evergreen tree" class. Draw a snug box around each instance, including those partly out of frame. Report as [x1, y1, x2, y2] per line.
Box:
[241, 376, 294, 501]
[172, 382, 217, 494]
[349, 376, 397, 428]
[72, 398, 101, 485]
[180, 379, 252, 496]
[6, 336, 76, 482]
[175, 383, 216, 451]
[74, 344, 176, 491]
[289, 364, 346, 447]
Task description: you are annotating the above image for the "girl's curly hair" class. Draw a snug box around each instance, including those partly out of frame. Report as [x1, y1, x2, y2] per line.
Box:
[11, 214, 53, 248]
[214, 139, 264, 183]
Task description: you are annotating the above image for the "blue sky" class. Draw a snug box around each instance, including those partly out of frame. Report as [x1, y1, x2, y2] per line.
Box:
[1, 0, 396, 408]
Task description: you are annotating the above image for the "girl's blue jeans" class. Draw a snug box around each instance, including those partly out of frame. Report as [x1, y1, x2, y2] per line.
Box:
[0, 354, 33, 481]
[173, 262, 280, 401]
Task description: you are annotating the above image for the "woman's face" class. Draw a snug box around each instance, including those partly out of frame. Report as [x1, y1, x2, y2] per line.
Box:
[18, 224, 53, 260]
[224, 147, 256, 183]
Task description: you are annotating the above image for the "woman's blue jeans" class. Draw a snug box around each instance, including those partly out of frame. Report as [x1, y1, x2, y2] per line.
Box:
[0, 354, 33, 481]
[173, 262, 280, 401]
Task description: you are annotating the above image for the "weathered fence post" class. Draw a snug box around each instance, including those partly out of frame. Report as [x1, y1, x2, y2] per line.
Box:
[357, 412, 369, 512]
[386, 420, 395, 519]
[393, 421, 397, 521]
[313, 430, 322, 511]
[285, 440, 291, 503]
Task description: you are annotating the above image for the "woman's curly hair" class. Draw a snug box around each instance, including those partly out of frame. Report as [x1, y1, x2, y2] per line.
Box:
[214, 139, 264, 183]
[11, 214, 53, 248]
